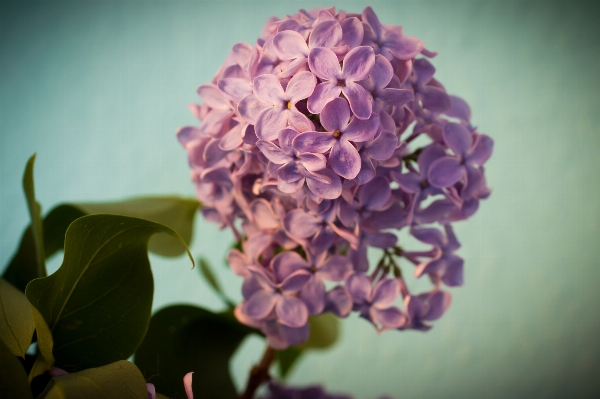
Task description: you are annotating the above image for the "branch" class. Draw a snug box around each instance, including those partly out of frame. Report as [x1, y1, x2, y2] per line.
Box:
[240, 345, 276, 399]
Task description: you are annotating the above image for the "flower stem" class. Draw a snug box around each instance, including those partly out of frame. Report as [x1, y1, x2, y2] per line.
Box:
[240, 345, 276, 399]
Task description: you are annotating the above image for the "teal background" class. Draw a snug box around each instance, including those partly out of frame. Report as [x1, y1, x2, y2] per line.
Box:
[1, 1, 599, 398]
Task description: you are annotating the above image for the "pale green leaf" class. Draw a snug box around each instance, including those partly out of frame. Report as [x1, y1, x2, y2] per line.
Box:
[0, 278, 35, 358]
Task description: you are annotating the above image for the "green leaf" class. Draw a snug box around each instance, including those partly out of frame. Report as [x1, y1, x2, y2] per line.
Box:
[38, 360, 147, 399]
[26, 214, 193, 372]
[277, 345, 303, 379]
[0, 278, 35, 357]
[23, 154, 46, 279]
[29, 304, 55, 381]
[135, 305, 256, 399]
[303, 312, 339, 349]
[3, 197, 199, 293]
[76, 196, 200, 257]
[276, 313, 340, 379]
[198, 257, 233, 307]
[0, 338, 34, 399]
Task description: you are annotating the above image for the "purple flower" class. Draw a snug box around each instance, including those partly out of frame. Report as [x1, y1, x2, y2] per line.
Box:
[361, 6, 424, 61]
[359, 54, 414, 112]
[253, 71, 316, 141]
[404, 290, 452, 330]
[412, 57, 452, 112]
[428, 122, 494, 189]
[307, 46, 375, 118]
[347, 273, 407, 330]
[294, 98, 380, 179]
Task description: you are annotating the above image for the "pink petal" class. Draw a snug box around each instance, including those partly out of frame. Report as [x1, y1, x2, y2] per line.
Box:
[298, 152, 327, 171]
[285, 71, 316, 103]
[385, 35, 424, 60]
[307, 81, 342, 114]
[308, 47, 341, 81]
[197, 84, 230, 109]
[287, 109, 315, 133]
[183, 372, 194, 399]
[255, 107, 287, 141]
[256, 140, 292, 164]
[320, 97, 351, 132]
[253, 74, 285, 105]
[219, 123, 244, 151]
[217, 78, 252, 102]
[237, 94, 268, 124]
[250, 198, 280, 230]
[273, 30, 309, 60]
[309, 20, 342, 48]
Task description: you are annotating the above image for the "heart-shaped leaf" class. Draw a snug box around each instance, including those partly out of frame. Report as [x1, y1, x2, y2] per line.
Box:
[0, 278, 35, 358]
[0, 339, 33, 399]
[26, 215, 193, 372]
[37, 360, 147, 399]
[135, 305, 256, 399]
[3, 197, 199, 292]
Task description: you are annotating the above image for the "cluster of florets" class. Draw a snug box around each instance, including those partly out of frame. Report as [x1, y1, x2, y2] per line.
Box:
[177, 6, 493, 349]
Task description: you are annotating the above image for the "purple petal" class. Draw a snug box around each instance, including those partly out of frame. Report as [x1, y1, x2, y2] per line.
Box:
[340, 17, 364, 49]
[227, 249, 249, 276]
[366, 232, 397, 249]
[442, 256, 464, 286]
[362, 6, 383, 40]
[277, 162, 303, 183]
[308, 47, 341, 80]
[203, 138, 228, 163]
[218, 78, 252, 102]
[372, 278, 400, 308]
[358, 176, 391, 209]
[396, 59, 412, 85]
[428, 157, 465, 188]
[371, 54, 393, 90]
[421, 86, 452, 112]
[256, 140, 292, 164]
[299, 153, 327, 171]
[343, 111, 379, 142]
[371, 307, 406, 328]
[443, 122, 473, 157]
[394, 171, 421, 193]
[250, 199, 279, 230]
[278, 128, 299, 154]
[411, 227, 445, 247]
[283, 209, 320, 238]
[287, 109, 315, 133]
[330, 139, 361, 179]
[320, 97, 351, 132]
[354, 154, 376, 185]
[367, 203, 405, 230]
[405, 295, 424, 320]
[293, 131, 335, 153]
[377, 88, 414, 107]
[413, 58, 435, 85]
[414, 258, 446, 277]
[278, 178, 304, 194]
[325, 286, 353, 317]
[281, 270, 312, 292]
[147, 383, 156, 399]
[237, 94, 268, 124]
[307, 82, 342, 114]
[243, 291, 278, 319]
[309, 225, 335, 256]
[219, 123, 244, 151]
[423, 291, 451, 321]
[273, 30, 309, 60]
[286, 71, 317, 103]
[255, 107, 287, 141]
[385, 35, 424, 60]
[342, 82, 373, 119]
[197, 84, 229, 109]
[299, 277, 326, 315]
[468, 134, 494, 166]
[318, 255, 352, 282]
[342, 46, 375, 81]
[445, 95, 471, 122]
[253, 74, 285, 105]
[445, 224, 461, 251]
[177, 126, 202, 146]
[365, 130, 398, 160]
[417, 144, 447, 176]
[309, 20, 342, 48]
[306, 168, 342, 199]
[272, 251, 309, 282]
[346, 273, 372, 303]
[462, 164, 486, 199]
[245, 233, 273, 262]
[276, 296, 309, 328]
[279, 323, 310, 347]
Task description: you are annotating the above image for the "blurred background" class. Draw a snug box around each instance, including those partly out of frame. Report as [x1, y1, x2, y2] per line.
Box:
[1, 1, 599, 398]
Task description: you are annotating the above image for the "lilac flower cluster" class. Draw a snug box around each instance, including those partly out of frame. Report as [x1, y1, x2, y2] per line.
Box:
[177, 6, 493, 349]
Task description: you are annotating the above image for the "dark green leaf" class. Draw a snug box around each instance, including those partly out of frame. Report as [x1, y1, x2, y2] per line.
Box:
[38, 360, 147, 399]
[135, 305, 256, 399]
[23, 154, 46, 278]
[76, 196, 200, 257]
[277, 346, 303, 379]
[198, 257, 233, 307]
[29, 304, 55, 381]
[0, 278, 35, 357]
[3, 197, 198, 292]
[26, 215, 193, 372]
[0, 338, 34, 399]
